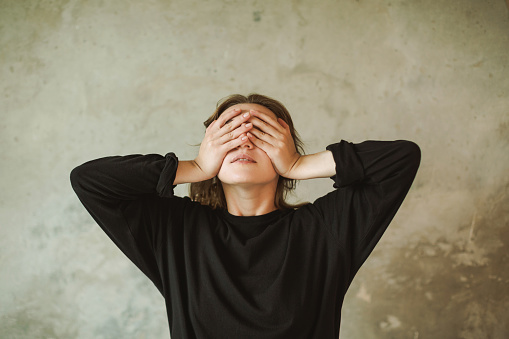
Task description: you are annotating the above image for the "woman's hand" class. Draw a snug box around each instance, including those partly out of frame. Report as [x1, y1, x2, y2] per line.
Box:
[194, 108, 253, 179]
[247, 110, 302, 179]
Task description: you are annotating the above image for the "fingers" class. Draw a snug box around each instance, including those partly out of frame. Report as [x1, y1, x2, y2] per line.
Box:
[247, 127, 273, 148]
[216, 108, 241, 128]
[214, 108, 252, 140]
[245, 110, 284, 147]
[217, 108, 250, 130]
[224, 132, 249, 151]
[247, 112, 293, 154]
[207, 107, 290, 154]
[248, 118, 277, 141]
[246, 131, 269, 151]
[249, 110, 285, 132]
[218, 122, 253, 145]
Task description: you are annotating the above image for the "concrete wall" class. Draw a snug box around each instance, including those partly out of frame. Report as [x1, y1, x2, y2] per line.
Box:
[1, 0, 508, 338]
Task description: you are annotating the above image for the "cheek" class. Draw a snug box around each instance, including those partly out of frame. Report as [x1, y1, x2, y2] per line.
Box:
[217, 159, 231, 177]
[216, 168, 227, 183]
[258, 154, 276, 170]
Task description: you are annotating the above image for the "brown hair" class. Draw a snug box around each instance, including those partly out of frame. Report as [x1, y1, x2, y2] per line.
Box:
[189, 93, 307, 210]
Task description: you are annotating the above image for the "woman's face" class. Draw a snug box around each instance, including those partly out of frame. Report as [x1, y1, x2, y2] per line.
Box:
[217, 103, 279, 187]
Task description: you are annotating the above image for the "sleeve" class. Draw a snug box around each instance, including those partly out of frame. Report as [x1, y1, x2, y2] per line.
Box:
[69, 152, 179, 294]
[313, 140, 421, 283]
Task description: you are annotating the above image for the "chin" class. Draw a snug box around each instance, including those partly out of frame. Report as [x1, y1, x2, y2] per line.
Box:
[218, 168, 278, 186]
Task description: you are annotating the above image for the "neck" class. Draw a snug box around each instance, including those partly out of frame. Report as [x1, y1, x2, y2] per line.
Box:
[222, 182, 278, 216]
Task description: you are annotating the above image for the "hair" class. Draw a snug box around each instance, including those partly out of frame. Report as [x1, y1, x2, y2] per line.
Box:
[189, 93, 307, 210]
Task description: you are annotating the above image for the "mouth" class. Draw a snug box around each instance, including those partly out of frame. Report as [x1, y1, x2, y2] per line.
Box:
[231, 154, 257, 163]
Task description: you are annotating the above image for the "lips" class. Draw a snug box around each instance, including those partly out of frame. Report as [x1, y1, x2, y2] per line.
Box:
[231, 154, 257, 163]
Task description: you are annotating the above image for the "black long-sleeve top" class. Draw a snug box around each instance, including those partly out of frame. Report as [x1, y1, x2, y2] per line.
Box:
[70, 140, 420, 339]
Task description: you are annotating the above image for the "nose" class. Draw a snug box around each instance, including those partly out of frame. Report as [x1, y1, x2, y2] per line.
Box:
[239, 137, 254, 149]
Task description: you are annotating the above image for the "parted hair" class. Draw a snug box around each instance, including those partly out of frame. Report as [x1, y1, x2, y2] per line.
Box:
[189, 93, 306, 210]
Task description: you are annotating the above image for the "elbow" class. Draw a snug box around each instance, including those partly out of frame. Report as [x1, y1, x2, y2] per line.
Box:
[403, 140, 421, 162]
[70, 164, 87, 194]
[398, 140, 421, 175]
[70, 166, 81, 192]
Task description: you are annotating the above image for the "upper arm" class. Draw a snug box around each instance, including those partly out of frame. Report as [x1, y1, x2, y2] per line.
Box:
[312, 140, 420, 281]
[70, 154, 182, 294]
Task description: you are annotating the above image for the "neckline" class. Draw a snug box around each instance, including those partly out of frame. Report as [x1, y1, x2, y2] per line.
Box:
[220, 208, 291, 241]
[220, 208, 285, 226]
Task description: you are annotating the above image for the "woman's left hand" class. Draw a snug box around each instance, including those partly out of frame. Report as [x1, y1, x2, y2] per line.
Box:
[247, 109, 301, 178]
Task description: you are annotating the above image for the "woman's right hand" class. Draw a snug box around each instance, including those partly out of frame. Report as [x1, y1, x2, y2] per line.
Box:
[193, 108, 253, 180]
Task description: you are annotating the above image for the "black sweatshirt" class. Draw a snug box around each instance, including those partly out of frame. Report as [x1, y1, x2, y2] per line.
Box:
[70, 140, 420, 339]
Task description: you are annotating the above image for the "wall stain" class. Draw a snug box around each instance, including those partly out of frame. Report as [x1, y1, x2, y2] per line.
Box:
[0, 298, 78, 338]
[497, 120, 509, 143]
[253, 11, 262, 22]
[352, 181, 509, 338]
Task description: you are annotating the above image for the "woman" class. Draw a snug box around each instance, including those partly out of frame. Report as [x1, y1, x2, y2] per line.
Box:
[70, 93, 420, 338]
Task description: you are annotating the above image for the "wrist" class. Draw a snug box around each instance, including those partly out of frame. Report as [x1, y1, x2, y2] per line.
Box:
[191, 159, 215, 181]
[281, 154, 302, 180]
[174, 160, 213, 185]
[286, 151, 335, 180]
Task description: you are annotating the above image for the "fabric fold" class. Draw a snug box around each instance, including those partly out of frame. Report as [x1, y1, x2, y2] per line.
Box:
[326, 140, 365, 188]
[157, 152, 179, 197]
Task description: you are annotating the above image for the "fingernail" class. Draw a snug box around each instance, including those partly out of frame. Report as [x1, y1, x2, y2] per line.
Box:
[243, 112, 249, 118]
[241, 136, 247, 141]
[245, 122, 252, 127]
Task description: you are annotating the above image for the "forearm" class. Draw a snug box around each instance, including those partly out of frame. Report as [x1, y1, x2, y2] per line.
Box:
[71, 154, 167, 200]
[327, 140, 421, 189]
[174, 160, 212, 185]
[71, 152, 180, 202]
[289, 150, 336, 180]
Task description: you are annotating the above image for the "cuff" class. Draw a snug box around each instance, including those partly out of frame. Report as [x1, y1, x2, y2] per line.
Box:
[156, 152, 179, 197]
[326, 140, 365, 188]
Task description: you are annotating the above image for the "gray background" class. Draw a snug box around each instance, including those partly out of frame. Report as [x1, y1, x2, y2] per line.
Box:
[1, 0, 508, 338]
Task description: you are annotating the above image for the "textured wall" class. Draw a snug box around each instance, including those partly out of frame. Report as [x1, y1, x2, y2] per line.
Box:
[1, 0, 508, 338]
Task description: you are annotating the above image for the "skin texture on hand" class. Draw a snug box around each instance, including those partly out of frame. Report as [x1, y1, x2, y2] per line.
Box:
[245, 109, 302, 178]
[193, 107, 253, 180]
[246, 109, 336, 180]
[174, 104, 335, 186]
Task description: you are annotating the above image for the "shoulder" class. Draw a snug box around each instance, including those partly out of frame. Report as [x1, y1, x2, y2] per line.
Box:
[287, 202, 330, 227]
